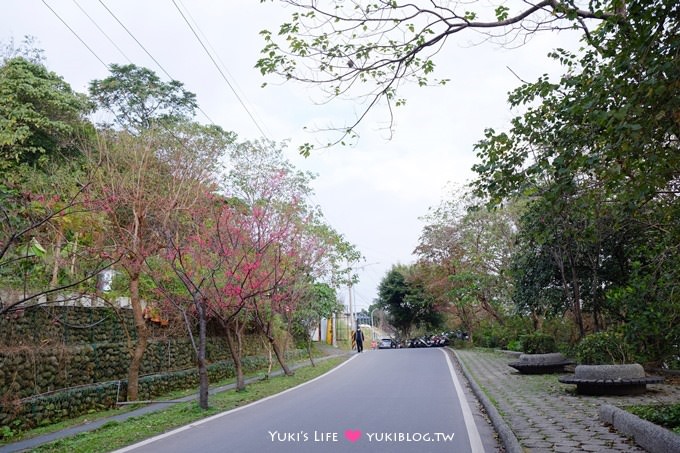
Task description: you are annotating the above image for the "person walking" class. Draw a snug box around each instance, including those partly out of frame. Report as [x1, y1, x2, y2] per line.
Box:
[355, 327, 365, 353]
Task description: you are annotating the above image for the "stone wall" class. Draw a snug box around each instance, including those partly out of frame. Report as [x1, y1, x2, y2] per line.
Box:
[0, 304, 292, 437]
[0, 338, 233, 399]
[0, 350, 307, 434]
[0, 306, 244, 399]
[3, 305, 140, 346]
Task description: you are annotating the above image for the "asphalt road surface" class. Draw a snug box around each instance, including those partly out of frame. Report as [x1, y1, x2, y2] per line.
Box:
[115, 348, 498, 453]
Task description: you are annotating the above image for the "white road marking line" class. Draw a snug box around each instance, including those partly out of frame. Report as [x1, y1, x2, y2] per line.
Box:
[440, 348, 485, 453]
[112, 355, 358, 452]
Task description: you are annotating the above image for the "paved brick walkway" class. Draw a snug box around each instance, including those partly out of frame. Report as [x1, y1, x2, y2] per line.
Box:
[454, 349, 680, 452]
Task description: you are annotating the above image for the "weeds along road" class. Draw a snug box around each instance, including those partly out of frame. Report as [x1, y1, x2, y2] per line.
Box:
[115, 348, 499, 453]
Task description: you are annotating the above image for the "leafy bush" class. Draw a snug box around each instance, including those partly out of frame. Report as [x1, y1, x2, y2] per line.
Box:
[506, 339, 522, 352]
[474, 317, 532, 349]
[520, 333, 556, 354]
[627, 404, 680, 434]
[575, 330, 633, 364]
[451, 339, 473, 349]
[0, 424, 15, 440]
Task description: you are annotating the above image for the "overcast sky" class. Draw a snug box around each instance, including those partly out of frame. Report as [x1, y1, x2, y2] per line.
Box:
[2, 1, 583, 312]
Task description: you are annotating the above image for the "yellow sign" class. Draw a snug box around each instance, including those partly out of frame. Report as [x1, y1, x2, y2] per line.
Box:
[326, 318, 333, 345]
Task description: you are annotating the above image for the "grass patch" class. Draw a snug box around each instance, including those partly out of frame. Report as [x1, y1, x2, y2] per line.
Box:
[16, 356, 346, 453]
[626, 403, 680, 434]
[0, 404, 144, 445]
[0, 352, 329, 446]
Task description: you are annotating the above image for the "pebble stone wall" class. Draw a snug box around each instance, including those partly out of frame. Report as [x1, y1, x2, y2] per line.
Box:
[0, 305, 285, 436]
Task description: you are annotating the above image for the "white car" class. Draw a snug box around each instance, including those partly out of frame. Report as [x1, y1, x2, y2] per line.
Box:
[379, 338, 397, 349]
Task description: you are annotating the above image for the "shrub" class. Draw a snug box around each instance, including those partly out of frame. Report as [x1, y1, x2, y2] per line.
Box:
[627, 404, 680, 434]
[474, 317, 531, 349]
[506, 339, 522, 352]
[575, 330, 633, 364]
[520, 333, 556, 354]
[451, 339, 473, 349]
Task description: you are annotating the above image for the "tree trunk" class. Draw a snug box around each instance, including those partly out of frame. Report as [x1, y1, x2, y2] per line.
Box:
[530, 310, 543, 331]
[590, 252, 602, 332]
[306, 320, 317, 366]
[262, 337, 273, 378]
[270, 336, 294, 376]
[552, 246, 585, 338]
[566, 249, 585, 339]
[479, 292, 504, 325]
[49, 231, 64, 294]
[224, 319, 246, 391]
[306, 338, 315, 367]
[197, 298, 209, 410]
[127, 270, 148, 402]
[253, 309, 294, 376]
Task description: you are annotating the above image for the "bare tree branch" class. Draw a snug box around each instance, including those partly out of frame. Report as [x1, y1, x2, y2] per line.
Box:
[258, 0, 626, 151]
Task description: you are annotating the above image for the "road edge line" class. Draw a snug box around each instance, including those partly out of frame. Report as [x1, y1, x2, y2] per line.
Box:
[112, 354, 358, 452]
[450, 349, 523, 453]
[440, 348, 485, 453]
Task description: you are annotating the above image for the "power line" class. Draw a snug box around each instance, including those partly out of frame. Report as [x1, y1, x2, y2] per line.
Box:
[72, 0, 132, 63]
[175, 0, 251, 108]
[96, 0, 217, 126]
[41, 0, 108, 69]
[42, 1, 222, 159]
[174, 0, 272, 139]
[170, 0, 270, 140]
[97, 0, 171, 80]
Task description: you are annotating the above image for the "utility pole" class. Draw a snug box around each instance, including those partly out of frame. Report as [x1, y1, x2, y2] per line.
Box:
[347, 261, 379, 340]
[348, 282, 354, 331]
[371, 307, 379, 340]
[332, 312, 337, 347]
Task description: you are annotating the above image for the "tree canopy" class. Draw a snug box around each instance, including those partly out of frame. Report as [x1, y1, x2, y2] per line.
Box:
[89, 63, 198, 132]
[376, 264, 443, 339]
[466, 0, 679, 359]
[0, 57, 92, 172]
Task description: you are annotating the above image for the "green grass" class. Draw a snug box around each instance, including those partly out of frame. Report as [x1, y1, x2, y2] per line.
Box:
[10, 356, 347, 453]
[626, 403, 680, 434]
[0, 367, 265, 445]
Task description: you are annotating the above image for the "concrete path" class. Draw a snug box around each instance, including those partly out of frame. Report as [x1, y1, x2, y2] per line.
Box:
[454, 349, 680, 452]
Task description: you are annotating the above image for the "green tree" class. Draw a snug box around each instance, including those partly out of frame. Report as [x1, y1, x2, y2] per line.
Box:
[0, 57, 92, 172]
[470, 0, 679, 359]
[415, 191, 518, 338]
[376, 264, 442, 339]
[89, 64, 197, 132]
[290, 282, 341, 365]
[0, 56, 106, 315]
[0, 164, 112, 315]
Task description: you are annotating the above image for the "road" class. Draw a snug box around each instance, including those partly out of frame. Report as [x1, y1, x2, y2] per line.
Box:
[115, 348, 499, 453]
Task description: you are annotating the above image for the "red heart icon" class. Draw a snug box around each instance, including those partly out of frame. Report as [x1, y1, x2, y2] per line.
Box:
[344, 429, 362, 443]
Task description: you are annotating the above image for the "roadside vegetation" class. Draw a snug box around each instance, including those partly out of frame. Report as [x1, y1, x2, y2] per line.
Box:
[343, 1, 680, 369]
[627, 403, 680, 434]
[5, 356, 346, 452]
[2, 0, 678, 445]
[1, 36, 360, 422]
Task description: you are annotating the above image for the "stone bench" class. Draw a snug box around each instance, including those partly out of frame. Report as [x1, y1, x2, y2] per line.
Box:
[508, 352, 574, 374]
[558, 364, 663, 395]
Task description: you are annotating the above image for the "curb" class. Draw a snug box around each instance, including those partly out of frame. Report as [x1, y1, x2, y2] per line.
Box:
[599, 404, 680, 453]
[451, 349, 524, 453]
